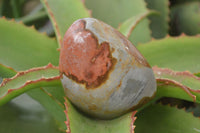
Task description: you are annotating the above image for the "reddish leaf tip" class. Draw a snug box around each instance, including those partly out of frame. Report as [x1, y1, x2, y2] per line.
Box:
[166, 34, 171, 38]
[180, 32, 186, 36]
[130, 111, 137, 133]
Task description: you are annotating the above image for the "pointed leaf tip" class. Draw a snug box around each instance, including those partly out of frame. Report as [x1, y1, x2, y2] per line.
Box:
[130, 111, 137, 133]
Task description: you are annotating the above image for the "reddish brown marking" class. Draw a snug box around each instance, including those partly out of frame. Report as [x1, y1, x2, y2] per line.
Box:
[59, 20, 115, 88]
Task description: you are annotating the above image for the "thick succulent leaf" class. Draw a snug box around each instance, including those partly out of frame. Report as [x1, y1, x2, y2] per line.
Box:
[85, 0, 151, 45]
[0, 61, 66, 130]
[0, 64, 66, 130]
[0, 18, 59, 71]
[43, 86, 65, 105]
[0, 63, 16, 78]
[0, 64, 61, 106]
[0, 18, 65, 128]
[135, 104, 200, 133]
[40, 0, 90, 46]
[196, 72, 200, 77]
[137, 35, 200, 73]
[118, 10, 157, 38]
[145, 0, 169, 38]
[154, 67, 200, 103]
[64, 98, 137, 133]
[0, 94, 64, 133]
[0, 62, 65, 103]
[0, 62, 65, 105]
[27, 88, 66, 130]
[170, 2, 200, 36]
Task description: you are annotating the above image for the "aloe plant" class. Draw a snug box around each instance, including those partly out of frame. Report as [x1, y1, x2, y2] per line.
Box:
[0, 0, 200, 133]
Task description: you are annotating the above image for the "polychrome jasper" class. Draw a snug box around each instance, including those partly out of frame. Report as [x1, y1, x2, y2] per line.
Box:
[59, 18, 156, 119]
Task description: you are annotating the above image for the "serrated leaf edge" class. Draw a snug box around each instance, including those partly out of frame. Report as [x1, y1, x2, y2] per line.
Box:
[0, 63, 17, 74]
[0, 64, 60, 101]
[42, 0, 62, 47]
[138, 33, 200, 45]
[153, 66, 200, 81]
[0, 63, 59, 86]
[158, 102, 200, 119]
[118, 10, 157, 38]
[153, 66, 200, 102]
[130, 111, 137, 133]
[41, 87, 65, 109]
[64, 97, 71, 133]
[146, 0, 170, 38]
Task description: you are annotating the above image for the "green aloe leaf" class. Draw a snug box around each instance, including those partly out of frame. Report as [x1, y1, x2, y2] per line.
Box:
[64, 98, 137, 133]
[135, 104, 200, 133]
[85, 0, 151, 45]
[0, 64, 66, 130]
[0, 18, 64, 126]
[0, 64, 61, 106]
[170, 2, 200, 36]
[145, 0, 169, 38]
[137, 35, 200, 73]
[43, 86, 65, 105]
[195, 72, 200, 77]
[27, 88, 66, 130]
[0, 94, 63, 133]
[118, 10, 157, 38]
[0, 18, 59, 71]
[0, 63, 16, 78]
[153, 67, 200, 103]
[40, 0, 90, 46]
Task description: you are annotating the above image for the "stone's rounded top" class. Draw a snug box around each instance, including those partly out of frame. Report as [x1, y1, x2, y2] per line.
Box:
[81, 18, 150, 67]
